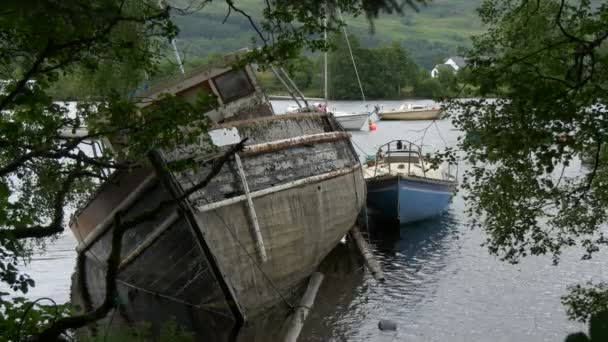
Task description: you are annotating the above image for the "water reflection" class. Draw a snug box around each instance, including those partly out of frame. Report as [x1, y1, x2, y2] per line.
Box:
[238, 240, 365, 342]
[301, 210, 461, 341]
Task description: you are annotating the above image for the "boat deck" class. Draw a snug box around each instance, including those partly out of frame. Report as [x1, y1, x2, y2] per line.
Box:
[362, 160, 450, 183]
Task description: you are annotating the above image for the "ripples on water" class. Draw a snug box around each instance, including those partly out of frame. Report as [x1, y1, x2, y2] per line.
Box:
[12, 100, 608, 341]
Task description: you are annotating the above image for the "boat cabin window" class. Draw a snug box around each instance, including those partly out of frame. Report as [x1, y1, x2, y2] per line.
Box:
[176, 80, 215, 106]
[212, 69, 255, 103]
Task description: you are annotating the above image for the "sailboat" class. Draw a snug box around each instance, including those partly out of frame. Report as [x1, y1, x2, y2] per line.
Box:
[323, 11, 376, 131]
[282, 10, 373, 131]
[362, 139, 457, 223]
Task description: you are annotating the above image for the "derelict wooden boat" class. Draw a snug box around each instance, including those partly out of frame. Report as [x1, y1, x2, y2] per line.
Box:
[69, 51, 365, 338]
[380, 103, 442, 120]
[362, 140, 457, 224]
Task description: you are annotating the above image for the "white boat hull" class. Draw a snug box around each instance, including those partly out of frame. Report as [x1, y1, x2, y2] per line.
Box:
[333, 113, 369, 130]
[380, 108, 442, 121]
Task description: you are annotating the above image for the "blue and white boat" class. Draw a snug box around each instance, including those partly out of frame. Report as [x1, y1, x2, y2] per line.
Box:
[363, 140, 458, 224]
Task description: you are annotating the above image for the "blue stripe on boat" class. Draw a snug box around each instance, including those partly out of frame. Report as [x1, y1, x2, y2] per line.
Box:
[367, 175, 455, 224]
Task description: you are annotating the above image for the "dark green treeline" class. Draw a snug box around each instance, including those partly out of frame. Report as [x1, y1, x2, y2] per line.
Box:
[51, 34, 468, 101]
[259, 34, 468, 100]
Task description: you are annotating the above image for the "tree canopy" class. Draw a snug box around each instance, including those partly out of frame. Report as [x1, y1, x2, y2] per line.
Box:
[448, 0, 608, 324]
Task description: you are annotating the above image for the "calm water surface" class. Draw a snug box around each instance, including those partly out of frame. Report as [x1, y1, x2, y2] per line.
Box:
[17, 100, 608, 341]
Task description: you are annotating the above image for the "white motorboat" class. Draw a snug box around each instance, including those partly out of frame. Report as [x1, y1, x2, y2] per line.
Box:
[380, 103, 442, 120]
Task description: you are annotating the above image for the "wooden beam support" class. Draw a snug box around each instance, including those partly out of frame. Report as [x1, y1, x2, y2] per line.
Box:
[234, 153, 268, 262]
[282, 272, 324, 342]
[350, 225, 385, 282]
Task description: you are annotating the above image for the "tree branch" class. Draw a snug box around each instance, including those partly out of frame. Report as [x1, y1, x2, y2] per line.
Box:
[555, 0, 586, 45]
[0, 6, 171, 114]
[0, 44, 50, 112]
[0, 166, 85, 240]
[225, 0, 267, 46]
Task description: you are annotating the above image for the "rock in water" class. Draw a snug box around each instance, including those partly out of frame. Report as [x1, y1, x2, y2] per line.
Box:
[378, 319, 397, 331]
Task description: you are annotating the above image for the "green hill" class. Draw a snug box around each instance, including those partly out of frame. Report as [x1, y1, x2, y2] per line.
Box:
[171, 0, 483, 69]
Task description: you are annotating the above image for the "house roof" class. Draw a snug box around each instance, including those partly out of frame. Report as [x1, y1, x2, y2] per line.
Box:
[446, 56, 467, 67]
[432, 63, 451, 70]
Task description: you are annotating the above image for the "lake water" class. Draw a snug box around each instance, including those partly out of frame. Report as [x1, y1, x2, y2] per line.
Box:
[15, 100, 607, 341]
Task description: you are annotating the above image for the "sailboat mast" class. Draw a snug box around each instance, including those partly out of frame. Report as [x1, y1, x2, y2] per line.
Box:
[338, 8, 366, 102]
[158, 0, 185, 75]
[323, 18, 328, 104]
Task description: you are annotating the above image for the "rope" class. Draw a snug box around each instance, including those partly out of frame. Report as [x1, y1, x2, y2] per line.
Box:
[116, 279, 235, 319]
[433, 121, 448, 147]
[338, 9, 366, 102]
[351, 139, 372, 160]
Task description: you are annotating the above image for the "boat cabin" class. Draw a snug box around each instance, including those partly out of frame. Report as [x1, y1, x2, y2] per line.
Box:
[134, 49, 273, 123]
[364, 139, 457, 182]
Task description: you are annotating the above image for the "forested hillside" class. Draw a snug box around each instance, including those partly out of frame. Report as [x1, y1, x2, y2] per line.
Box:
[171, 0, 482, 69]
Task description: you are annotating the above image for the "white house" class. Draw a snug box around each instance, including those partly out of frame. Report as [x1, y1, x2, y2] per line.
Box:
[431, 56, 467, 78]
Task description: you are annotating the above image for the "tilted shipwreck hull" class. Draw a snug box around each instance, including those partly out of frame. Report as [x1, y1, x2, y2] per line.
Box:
[70, 51, 365, 338]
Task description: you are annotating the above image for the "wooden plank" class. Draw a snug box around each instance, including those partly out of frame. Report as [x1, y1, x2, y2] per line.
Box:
[241, 132, 351, 157]
[76, 174, 157, 253]
[234, 153, 268, 262]
[118, 211, 180, 270]
[196, 164, 361, 212]
[212, 112, 327, 130]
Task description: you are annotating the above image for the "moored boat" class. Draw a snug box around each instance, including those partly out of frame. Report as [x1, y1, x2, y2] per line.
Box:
[380, 103, 442, 120]
[331, 111, 369, 130]
[284, 104, 370, 131]
[69, 51, 365, 338]
[362, 139, 457, 224]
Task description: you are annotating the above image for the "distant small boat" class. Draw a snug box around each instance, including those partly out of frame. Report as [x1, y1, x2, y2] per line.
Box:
[284, 103, 371, 131]
[331, 111, 369, 130]
[362, 140, 457, 224]
[380, 103, 442, 120]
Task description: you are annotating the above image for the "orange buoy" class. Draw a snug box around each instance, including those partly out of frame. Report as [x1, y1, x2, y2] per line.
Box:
[368, 119, 377, 131]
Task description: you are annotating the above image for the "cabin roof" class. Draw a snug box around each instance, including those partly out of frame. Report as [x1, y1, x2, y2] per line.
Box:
[446, 56, 467, 67]
[133, 48, 251, 105]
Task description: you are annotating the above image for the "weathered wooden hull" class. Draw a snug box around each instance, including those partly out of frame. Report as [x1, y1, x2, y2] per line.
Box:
[70, 112, 365, 336]
[380, 109, 442, 120]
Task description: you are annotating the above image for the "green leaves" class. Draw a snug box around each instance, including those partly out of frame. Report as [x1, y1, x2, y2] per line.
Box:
[0, 295, 71, 341]
[563, 283, 608, 323]
[448, 0, 608, 265]
[445, 0, 608, 319]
